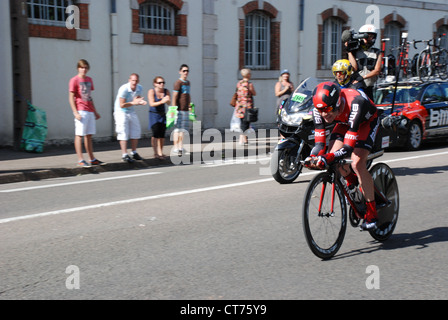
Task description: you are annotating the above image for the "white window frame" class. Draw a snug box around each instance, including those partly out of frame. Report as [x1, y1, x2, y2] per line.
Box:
[139, 1, 175, 35]
[245, 12, 270, 70]
[27, 0, 73, 27]
[322, 17, 342, 69]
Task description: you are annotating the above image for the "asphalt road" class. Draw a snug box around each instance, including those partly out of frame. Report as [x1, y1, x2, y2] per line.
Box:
[1, 146, 448, 302]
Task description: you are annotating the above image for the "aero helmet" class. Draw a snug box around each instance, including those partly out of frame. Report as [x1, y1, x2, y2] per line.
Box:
[332, 59, 353, 86]
[313, 82, 341, 113]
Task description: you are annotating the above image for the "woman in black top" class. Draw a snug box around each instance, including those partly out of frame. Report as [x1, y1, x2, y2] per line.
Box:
[148, 76, 171, 159]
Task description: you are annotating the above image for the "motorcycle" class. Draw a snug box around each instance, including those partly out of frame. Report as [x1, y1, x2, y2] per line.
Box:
[270, 77, 332, 184]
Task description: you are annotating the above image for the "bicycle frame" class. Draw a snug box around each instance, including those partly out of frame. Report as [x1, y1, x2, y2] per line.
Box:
[420, 40, 432, 66]
[316, 151, 389, 222]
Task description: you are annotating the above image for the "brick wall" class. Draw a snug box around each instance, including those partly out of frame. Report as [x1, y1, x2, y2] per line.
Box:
[132, 0, 186, 46]
[28, 2, 89, 40]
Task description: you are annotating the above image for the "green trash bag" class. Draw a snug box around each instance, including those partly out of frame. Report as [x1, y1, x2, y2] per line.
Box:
[166, 105, 178, 129]
[20, 103, 48, 153]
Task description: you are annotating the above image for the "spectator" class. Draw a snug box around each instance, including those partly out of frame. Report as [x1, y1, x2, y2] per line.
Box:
[148, 76, 171, 160]
[275, 69, 294, 109]
[68, 59, 106, 168]
[234, 68, 256, 145]
[114, 73, 147, 163]
[172, 64, 191, 156]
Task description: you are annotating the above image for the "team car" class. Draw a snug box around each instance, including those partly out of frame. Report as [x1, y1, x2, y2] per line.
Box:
[374, 80, 448, 150]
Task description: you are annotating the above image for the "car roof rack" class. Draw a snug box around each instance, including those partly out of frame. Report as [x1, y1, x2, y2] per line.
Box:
[376, 77, 447, 88]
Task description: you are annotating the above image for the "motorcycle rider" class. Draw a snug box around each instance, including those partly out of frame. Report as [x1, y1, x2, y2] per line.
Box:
[332, 59, 365, 92]
[305, 82, 380, 230]
[345, 24, 383, 101]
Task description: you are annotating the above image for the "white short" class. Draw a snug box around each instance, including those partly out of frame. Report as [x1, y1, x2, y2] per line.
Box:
[75, 111, 96, 136]
[114, 111, 141, 141]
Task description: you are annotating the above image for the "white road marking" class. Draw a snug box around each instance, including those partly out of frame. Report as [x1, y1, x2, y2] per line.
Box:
[1, 150, 448, 225]
[0, 156, 271, 192]
[0, 178, 274, 224]
[0, 172, 162, 193]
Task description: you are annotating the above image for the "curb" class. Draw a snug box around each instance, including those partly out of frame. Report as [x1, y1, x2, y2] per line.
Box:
[0, 147, 274, 185]
[0, 158, 172, 185]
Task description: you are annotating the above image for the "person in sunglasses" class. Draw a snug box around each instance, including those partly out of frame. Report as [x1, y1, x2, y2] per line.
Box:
[148, 76, 171, 160]
[172, 64, 191, 155]
[305, 82, 380, 230]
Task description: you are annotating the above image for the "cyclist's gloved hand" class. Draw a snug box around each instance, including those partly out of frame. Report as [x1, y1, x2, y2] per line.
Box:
[316, 153, 335, 169]
[304, 156, 317, 168]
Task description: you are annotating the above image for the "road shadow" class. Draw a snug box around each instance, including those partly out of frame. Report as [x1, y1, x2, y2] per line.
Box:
[392, 165, 448, 177]
[331, 227, 448, 260]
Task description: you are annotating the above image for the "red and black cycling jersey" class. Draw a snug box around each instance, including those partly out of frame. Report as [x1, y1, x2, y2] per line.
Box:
[311, 88, 378, 160]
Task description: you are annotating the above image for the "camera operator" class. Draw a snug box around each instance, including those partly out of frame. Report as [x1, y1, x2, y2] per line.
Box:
[342, 24, 383, 101]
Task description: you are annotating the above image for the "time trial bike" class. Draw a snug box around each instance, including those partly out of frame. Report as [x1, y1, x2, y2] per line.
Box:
[301, 150, 399, 260]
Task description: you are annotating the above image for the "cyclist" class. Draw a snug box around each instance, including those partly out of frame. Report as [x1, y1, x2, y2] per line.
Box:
[332, 59, 366, 92]
[305, 82, 380, 230]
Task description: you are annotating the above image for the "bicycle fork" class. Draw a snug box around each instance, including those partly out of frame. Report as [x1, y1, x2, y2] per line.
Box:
[317, 180, 336, 218]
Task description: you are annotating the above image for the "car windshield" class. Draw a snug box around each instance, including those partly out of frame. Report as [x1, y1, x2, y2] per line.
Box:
[374, 85, 422, 105]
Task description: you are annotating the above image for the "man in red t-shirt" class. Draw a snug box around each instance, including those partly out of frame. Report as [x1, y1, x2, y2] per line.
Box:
[69, 59, 105, 168]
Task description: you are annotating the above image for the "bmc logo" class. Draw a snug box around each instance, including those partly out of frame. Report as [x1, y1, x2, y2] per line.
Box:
[429, 108, 448, 127]
[345, 133, 358, 141]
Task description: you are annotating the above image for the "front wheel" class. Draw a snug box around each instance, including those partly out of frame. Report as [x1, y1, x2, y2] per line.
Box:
[302, 172, 347, 260]
[271, 147, 303, 184]
[369, 163, 399, 241]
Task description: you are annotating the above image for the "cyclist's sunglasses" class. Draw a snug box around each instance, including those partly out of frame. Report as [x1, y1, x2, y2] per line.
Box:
[317, 105, 334, 113]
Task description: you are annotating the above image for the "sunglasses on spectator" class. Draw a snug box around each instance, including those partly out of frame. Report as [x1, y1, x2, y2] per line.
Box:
[157, 81, 165, 84]
[181, 69, 189, 73]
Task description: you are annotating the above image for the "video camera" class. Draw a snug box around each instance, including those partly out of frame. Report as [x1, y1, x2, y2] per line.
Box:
[342, 29, 369, 52]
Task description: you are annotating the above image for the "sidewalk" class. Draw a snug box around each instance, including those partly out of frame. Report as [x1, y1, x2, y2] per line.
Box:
[0, 131, 278, 185]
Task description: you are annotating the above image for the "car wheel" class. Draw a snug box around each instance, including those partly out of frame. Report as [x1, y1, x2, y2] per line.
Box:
[406, 120, 422, 151]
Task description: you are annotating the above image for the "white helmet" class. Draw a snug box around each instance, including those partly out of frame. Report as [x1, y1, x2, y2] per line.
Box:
[359, 24, 377, 34]
[359, 24, 377, 47]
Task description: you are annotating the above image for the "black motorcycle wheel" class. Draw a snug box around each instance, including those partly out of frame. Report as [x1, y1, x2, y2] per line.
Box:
[270, 148, 303, 184]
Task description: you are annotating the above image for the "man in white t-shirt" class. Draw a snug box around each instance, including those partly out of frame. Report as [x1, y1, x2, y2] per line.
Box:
[114, 73, 147, 163]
